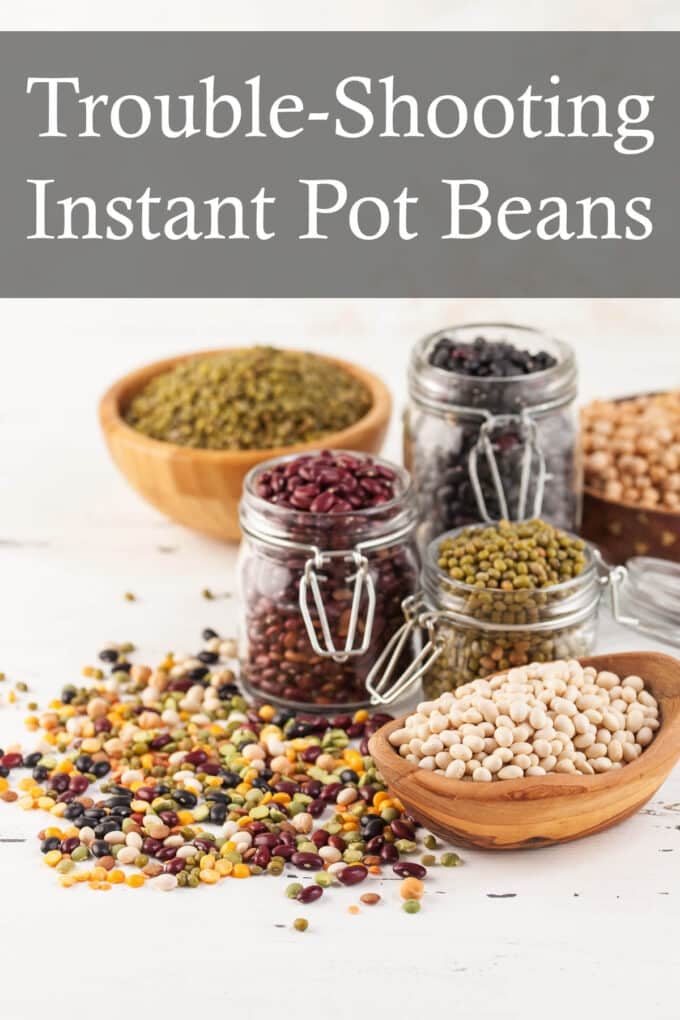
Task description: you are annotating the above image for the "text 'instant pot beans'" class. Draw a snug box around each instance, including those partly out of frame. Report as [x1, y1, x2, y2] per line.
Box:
[390, 659, 659, 780]
[583, 390, 680, 510]
[124, 347, 372, 450]
[0, 631, 452, 906]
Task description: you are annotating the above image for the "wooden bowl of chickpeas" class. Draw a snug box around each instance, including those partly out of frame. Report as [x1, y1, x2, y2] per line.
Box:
[581, 391, 680, 564]
[369, 651, 680, 850]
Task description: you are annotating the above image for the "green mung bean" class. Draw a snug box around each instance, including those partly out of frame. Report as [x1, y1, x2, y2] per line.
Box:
[125, 347, 372, 451]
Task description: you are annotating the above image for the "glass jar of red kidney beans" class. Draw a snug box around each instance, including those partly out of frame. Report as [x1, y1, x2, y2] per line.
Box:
[238, 450, 420, 710]
[405, 324, 581, 549]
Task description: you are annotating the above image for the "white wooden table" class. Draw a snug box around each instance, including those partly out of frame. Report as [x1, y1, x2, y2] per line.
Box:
[1, 298, 679, 1018]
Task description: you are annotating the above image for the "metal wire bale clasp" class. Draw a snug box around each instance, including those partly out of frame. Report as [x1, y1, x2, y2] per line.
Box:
[299, 548, 376, 662]
[365, 595, 446, 706]
[468, 409, 547, 523]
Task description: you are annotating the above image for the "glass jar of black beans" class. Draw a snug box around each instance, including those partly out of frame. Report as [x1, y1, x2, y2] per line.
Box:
[238, 451, 420, 711]
[405, 324, 581, 548]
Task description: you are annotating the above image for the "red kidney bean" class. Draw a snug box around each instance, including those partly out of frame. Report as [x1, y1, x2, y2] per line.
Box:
[69, 775, 90, 794]
[337, 865, 368, 886]
[380, 843, 399, 863]
[297, 884, 324, 903]
[273, 781, 298, 795]
[254, 833, 280, 849]
[272, 844, 295, 859]
[300, 747, 322, 765]
[163, 857, 186, 875]
[192, 838, 215, 852]
[156, 846, 178, 862]
[328, 835, 346, 852]
[134, 787, 155, 802]
[159, 811, 179, 828]
[57, 790, 76, 803]
[291, 851, 324, 871]
[301, 779, 322, 797]
[307, 798, 326, 818]
[365, 835, 385, 853]
[390, 820, 415, 840]
[201, 762, 220, 775]
[0, 753, 23, 769]
[393, 862, 427, 879]
[184, 750, 208, 766]
[49, 774, 70, 792]
[142, 837, 163, 855]
[311, 829, 329, 849]
[60, 836, 81, 855]
[320, 783, 343, 802]
[253, 847, 271, 868]
[247, 821, 268, 835]
[331, 715, 353, 729]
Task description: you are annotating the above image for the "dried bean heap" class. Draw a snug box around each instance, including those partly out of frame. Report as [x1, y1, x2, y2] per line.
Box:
[583, 391, 680, 510]
[0, 632, 454, 903]
[255, 450, 397, 513]
[437, 518, 588, 591]
[242, 452, 419, 707]
[125, 347, 372, 450]
[429, 335, 557, 378]
[422, 520, 593, 696]
[391, 658, 659, 780]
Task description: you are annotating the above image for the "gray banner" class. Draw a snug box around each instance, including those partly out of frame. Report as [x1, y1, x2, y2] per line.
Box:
[0, 32, 677, 297]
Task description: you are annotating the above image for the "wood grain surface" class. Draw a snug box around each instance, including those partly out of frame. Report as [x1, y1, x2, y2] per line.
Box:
[369, 651, 680, 850]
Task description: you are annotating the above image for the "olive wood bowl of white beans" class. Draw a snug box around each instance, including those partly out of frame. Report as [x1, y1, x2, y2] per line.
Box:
[368, 652, 680, 850]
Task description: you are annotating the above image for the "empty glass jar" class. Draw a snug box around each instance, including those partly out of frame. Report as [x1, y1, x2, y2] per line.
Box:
[404, 324, 581, 548]
[238, 451, 420, 710]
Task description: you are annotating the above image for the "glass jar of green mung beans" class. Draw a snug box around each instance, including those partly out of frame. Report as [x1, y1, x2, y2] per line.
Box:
[366, 520, 601, 705]
[417, 527, 600, 698]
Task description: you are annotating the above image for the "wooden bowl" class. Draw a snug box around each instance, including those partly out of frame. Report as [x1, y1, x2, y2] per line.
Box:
[99, 348, 392, 542]
[582, 487, 680, 565]
[369, 652, 680, 850]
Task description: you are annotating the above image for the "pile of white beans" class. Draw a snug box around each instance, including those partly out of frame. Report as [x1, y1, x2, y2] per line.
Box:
[389, 659, 659, 781]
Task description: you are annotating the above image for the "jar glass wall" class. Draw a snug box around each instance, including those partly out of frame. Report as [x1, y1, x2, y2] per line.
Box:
[405, 324, 581, 549]
[238, 451, 420, 711]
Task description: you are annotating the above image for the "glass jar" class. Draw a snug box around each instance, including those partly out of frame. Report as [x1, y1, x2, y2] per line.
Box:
[405, 324, 581, 548]
[238, 451, 420, 711]
[367, 525, 600, 705]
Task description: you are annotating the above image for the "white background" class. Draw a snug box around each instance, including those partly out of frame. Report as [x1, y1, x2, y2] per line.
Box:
[1, 4, 680, 1020]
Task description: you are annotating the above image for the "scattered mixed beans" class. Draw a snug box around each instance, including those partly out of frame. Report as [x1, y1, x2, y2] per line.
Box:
[0, 631, 462, 916]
